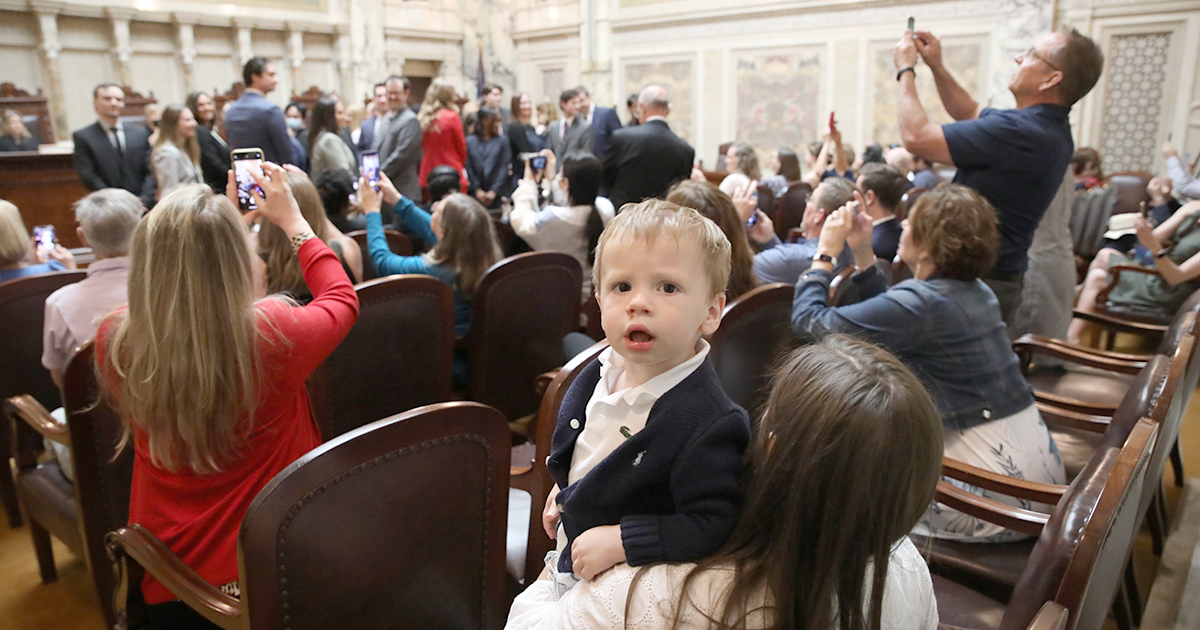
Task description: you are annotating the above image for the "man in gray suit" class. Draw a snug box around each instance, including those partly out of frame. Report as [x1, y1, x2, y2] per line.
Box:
[375, 75, 423, 201]
[546, 88, 592, 172]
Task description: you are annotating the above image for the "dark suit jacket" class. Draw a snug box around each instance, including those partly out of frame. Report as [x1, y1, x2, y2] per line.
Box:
[871, 217, 903, 262]
[196, 124, 231, 194]
[602, 119, 694, 210]
[589, 105, 623, 163]
[358, 116, 381, 152]
[72, 121, 156, 207]
[224, 92, 293, 165]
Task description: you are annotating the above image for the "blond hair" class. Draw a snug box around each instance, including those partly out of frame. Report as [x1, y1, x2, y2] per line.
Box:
[592, 198, 731, 298]
[259, 173, 330, 298]
[0, 200, 31, 266]
[418, 79, 459, 133]
[105, 185, 264, 473]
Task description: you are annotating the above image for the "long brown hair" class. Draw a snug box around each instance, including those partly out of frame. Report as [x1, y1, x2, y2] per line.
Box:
[259, 173, 330, 297]
[666, 180, 758, 300]
[155, 104, 201, 168]
[428, 193, 501, 296]
[651, 334, 943, 629]
[105, 185, 265, 474]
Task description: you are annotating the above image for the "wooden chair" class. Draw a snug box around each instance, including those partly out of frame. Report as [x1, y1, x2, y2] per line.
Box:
[306, 275, 454, 440]
[108, 401, 512, 630]
[828, 265, 860, 306]
[0, 82, 54, 143]
[708, 283, 797, 417]
[6, 341, 136, 628]
[755, 183, 775, 218]
[1070, 266, 1187, 349]
[580, 293, 603, 341]
[289, 86, 325, 115]
[1105, 171, 1153, 216]
[1069, 187, 1117, 272]
[213, 83, 245, 116]
[773, 185, 808, 241]
[930, 418, 1157, 630]
[898, 186, 927, 221]
[345, 229, 414, 281]
[466, 252, 582, 423]
[917, 351, 1175, 604]
[0, 270, 86, 528]
[509, 342, 607, 588]
[118, 86, 157, 121]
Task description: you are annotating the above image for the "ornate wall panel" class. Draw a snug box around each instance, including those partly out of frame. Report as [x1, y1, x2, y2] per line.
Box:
[1100, 32, 1172, 173]
[870, 41, 982, 147]
[623, 59, 694, 143]
[733, 46, 822, 156]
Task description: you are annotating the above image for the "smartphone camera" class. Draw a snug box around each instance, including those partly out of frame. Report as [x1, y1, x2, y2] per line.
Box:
[531, 155, 547, 171]
[33, 225, 55, 262]
[361, 151, 381, 193]
[231, 148, 265, 213]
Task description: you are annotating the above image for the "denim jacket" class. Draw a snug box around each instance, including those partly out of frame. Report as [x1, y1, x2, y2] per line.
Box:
[791, 266, 1033, 431]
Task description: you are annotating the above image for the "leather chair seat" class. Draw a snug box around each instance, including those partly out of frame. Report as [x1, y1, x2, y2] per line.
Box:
[932, 574, 1006, 629]
[1049, 426, 1104, 480]
[17, 463, 83, 554]
[1025, 365, 1131, 409]
[911, 534, 1033, 604]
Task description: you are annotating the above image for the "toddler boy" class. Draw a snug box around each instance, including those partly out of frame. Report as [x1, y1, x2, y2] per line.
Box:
[542, 199, 751, 592]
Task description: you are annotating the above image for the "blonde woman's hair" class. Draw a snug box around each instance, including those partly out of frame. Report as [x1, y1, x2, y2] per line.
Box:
[0, 200, 31, 266]
[259, 173, 330, 297]
[3, 110, 31, 139]
[593, 198, 732, 298]
[428, 193, 501, 296]
[154, 104, 201, 169]
[105, 184, 264, 474]
[418, 79, 459, 133]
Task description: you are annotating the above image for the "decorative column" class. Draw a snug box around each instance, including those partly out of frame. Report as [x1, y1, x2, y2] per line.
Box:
[347, 0, 385, 103]
[236, 25, 254, 66]
[287, 28, 305, 92]
[35, 9, 66, 140]
[334, 27, 353, 100]
[108, 13, 134, 87]
[581, 0, 613, 105]
[177, 21, 197, 94]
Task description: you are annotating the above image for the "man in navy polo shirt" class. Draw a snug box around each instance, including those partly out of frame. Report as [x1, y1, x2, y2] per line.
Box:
[893, 28, 1103, 325]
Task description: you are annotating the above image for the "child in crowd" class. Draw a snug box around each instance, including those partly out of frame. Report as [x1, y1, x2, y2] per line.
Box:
[359, 172, 500, 385]
[539, 199, 751, 595]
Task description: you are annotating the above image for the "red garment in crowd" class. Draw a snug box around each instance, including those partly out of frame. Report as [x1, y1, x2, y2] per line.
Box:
[418, 107, 468, 187]
[96, 239, 359, 604]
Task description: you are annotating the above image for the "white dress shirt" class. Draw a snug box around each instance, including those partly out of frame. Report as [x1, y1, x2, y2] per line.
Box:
[102, 120, 126, 154]
[568, 340, 711, 486]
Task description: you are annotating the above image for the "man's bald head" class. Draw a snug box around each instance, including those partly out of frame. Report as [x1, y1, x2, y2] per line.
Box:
[885, 147, 916, 175]
[637, 85, 670, 118]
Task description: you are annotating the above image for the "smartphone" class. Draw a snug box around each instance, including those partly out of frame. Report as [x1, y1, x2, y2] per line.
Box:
[829, 112, 838, 136]
[231, 148, 264, 212]
[908, 16, 915, 32]
[361, 150, 381, 192]
[520, 152, 548, 172]
[33, 225, 55, 262]
[747, 213, 758, 227]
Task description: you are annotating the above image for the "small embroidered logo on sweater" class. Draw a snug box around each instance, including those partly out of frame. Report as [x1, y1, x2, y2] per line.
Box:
[632, 451, 645, 467]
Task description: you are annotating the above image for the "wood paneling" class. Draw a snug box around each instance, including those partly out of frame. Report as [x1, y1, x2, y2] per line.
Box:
[0, 152, 89, 248]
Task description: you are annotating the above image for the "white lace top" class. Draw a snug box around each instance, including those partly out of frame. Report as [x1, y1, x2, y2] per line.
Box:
[505, 537, 938, 630]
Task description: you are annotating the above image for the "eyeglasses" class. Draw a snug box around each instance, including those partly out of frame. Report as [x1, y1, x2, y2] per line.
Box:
[1021, 46, 1061, 72]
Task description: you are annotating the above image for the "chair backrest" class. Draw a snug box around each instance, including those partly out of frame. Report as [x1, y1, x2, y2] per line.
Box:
[468, 252, 582, 421]
[581, 293, 603, 341]
[708, 283, 798, 416]
[1105, 171, 1153, 216]
[345, 229, 414, 282]
[306, 275, 454, 440]
[773, 185, 809, 241]
[1003, 418, 1157, 630]
[829, 265, 859, 306]
[1097, 352, 1174, 451]
[1137, 332, 1198, 520]
[0, 270, 87, 408]
[238, 401, 510, 630]
[755, 183, 775, 217]
[1069, 187, 1117, 260]
[63, 341, 135, 629]
[1154, 290, 1200, 355]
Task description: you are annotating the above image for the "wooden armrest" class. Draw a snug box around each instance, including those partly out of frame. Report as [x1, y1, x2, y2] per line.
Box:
[1031, 390, 1119, 416]
[942, 457, 1067, 505]
[1013, 335, 1143, 375]
[1096, 264, 1163, 305]
[1070, 308, 1169, 336]
[1035, 402, 1112, 433]
[1015, 334, 1152, 364]
[1027, 601, 1069, 630]
[106, 525, 244, 630]
[5, 395, 69, 447]
[935, 481, 1049, 538]
[535, 369, 561, 398]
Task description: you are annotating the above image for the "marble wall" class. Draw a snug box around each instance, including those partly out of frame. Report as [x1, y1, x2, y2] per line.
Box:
[871, 40, 984, 147]
[622, 58, 693, 142]
[733, 46, 822, 158]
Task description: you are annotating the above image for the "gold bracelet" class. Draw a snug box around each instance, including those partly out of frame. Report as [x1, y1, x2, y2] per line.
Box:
[290, 231, 317, 254]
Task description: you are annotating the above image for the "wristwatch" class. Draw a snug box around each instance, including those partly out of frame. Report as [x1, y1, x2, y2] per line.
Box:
[812, 253, 837, 266]
[897, 67, 916, 81]
[1155, 248, 1170, 259]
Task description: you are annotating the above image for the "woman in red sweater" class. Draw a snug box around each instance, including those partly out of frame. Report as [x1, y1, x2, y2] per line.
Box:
[97, 163, 359, 628]
[417, 79, 467, 189]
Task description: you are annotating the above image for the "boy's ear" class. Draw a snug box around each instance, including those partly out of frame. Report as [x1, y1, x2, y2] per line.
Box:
[699, 291, 726, 336]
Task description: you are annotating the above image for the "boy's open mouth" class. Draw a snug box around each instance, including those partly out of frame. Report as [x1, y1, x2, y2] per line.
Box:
[629, 330, 653, 342]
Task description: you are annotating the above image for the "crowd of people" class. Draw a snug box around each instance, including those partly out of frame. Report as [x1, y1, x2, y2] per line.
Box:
[6, 20, 1198, 629]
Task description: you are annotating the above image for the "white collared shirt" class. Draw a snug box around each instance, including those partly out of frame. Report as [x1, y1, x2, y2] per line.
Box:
[567, 340, 711, 486]
[102, 119, 125, 153]
[873, 215, 897, 227]
[642, 115, 667, 124]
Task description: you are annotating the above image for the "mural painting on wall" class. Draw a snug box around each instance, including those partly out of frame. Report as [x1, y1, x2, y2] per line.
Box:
[735, 47, 822, 162]
[624, 60, 694, 143]
[872, 42, 981, 147]
[1100, 32, 1171, 173]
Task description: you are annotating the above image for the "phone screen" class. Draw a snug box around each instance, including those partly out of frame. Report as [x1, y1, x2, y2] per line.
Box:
[361, 151, 380, 192]
[531, 155, 547, 171]
[33, 225, 55, 262]
[234, 157, 264, 212]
